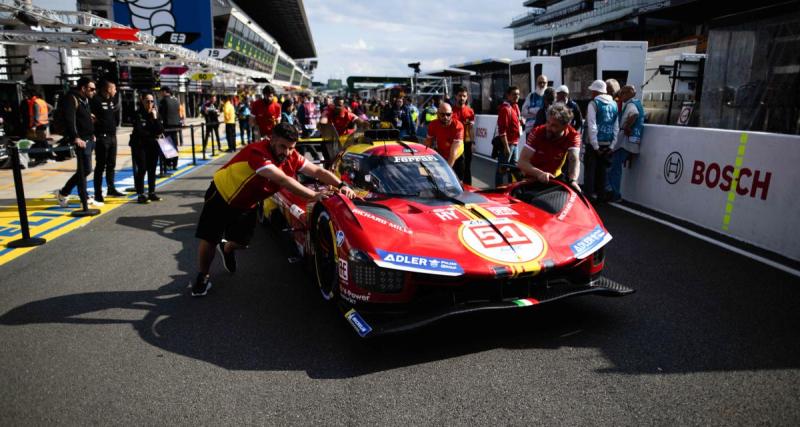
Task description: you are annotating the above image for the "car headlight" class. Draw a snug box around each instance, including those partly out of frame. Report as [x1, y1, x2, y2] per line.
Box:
[349, 249, 405, 293]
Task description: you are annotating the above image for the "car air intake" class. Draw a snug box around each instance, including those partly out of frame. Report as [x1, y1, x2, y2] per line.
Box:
[353, 200, 409, 229]
[351, 263, 405, 293]
[513, 185, 570, 214]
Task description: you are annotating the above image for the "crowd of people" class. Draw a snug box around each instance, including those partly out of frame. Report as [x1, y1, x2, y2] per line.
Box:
[505, 75, 644, 202]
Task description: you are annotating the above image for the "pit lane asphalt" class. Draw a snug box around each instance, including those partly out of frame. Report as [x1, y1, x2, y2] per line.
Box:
[1, 156, 798, 425]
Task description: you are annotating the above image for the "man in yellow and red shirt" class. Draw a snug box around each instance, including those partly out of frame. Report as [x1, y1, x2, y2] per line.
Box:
[191, 122, 356, 297]
[424, 102, 465, 180]
[251, 85, 281, 138]
[518, 103, 582, 193]
[451, 87, 475, 184]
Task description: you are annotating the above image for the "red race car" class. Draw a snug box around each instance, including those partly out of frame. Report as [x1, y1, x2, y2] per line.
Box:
[258, 129, 633, 337]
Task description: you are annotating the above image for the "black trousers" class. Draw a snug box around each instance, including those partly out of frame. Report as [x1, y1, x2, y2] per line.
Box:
[204, 123, 221, 151]
[239, 120, 251, 145]
[225, 123, 237, 151]
[463, 140, 474, 185]
[583, 144, 611, 197]
[452, 155, 465, 182]
[94, 134, 117, 196]
[61, 139, 94, 202]
[132, 141, 159, 195]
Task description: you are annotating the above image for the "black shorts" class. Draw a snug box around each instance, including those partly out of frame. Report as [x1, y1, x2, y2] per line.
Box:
[195, 182, 257, 246]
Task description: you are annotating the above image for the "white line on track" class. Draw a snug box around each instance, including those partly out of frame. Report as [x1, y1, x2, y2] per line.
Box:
[609, 202, 800, 279]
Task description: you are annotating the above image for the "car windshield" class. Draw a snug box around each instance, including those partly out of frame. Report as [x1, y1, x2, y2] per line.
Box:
[342, 153, 463, 198]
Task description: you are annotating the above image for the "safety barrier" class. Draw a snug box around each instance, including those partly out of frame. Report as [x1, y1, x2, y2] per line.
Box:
[620, 125, 800, 261]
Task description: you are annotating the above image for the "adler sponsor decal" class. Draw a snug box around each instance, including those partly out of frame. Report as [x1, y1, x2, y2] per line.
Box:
[375, 249, 464, 275]
[570, 225, 611, 259]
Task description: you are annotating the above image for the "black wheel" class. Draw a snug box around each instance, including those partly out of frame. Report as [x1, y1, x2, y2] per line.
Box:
[313, 210, 338, 301]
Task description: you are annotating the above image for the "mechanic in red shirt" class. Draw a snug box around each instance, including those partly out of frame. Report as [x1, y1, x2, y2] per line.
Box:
[424, 102, 465, 180]
[190, 122, 357, 297]
[451, 86, 476, 184]
[518, 103, 582, 193]
[320, 96, 366, 137]
[251, 85, 282, 138]
[495, 86, 522, 187]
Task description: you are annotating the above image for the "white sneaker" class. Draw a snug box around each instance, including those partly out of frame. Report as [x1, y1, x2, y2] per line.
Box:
[87, 195, 104, 207]
[54, 190, 69, 208]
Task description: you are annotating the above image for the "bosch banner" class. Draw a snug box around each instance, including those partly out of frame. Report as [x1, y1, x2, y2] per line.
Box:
[112, 0, 212, 52]
[621, 124, 800, 261]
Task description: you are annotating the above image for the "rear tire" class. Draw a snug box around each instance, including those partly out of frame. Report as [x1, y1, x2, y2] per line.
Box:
[313, 210, 338, 301]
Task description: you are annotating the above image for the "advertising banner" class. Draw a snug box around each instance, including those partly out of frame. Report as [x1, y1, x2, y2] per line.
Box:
[621, 124, 800, 260]
[112, 0, 212, 52]
[474, 114, 498, 158]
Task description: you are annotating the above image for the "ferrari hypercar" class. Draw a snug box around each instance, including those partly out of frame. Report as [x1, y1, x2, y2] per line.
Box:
[258, 128, 633, 337]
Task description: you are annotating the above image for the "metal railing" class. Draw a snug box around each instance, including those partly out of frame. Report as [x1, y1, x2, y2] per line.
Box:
[512, 0, 654, 44]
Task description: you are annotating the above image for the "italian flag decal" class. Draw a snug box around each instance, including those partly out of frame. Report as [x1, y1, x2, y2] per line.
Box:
[512, 298, 539, 307]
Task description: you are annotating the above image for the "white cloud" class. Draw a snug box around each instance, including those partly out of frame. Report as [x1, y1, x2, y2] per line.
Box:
[305, 0, 524, 81]
[341, 38, 371, 51]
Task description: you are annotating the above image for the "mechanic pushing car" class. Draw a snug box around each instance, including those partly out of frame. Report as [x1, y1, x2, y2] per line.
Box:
[190, 122, 357, 297]
[319, 96, 367, 137]
[517, 103, 582, 192]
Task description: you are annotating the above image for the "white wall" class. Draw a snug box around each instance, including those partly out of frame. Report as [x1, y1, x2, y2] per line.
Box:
[621, 124, 800, 261]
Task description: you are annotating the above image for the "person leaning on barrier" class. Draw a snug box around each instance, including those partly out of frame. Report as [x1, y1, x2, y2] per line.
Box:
[606, 85, 645, 203]
[189, 122, 357, 297]
[584, 79, 619, 201]
[130, 92, 164, 204]
[518, 103, 582, 193]
[159, 86, 181, 170]
[91, 80, 124, 202]
[54, 77, 101, 208]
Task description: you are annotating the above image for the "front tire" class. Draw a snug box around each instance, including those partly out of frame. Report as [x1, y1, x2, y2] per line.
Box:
[313, 211, 338, 301]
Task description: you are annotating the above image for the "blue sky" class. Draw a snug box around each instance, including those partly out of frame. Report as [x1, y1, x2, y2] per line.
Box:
[32, 0, 525, 82]
[304, 0, 523, 81]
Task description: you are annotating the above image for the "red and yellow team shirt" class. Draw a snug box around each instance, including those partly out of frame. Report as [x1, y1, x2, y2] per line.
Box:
[523, 124, 581, 177]
[427, 118, 465, 160]
[213, 140, 307, 209]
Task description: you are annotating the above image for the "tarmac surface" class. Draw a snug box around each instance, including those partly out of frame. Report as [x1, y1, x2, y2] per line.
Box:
[0, 154, 799, 424]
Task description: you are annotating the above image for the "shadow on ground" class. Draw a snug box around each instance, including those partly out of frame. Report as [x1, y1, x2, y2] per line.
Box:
[1, 198, 799, 379]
